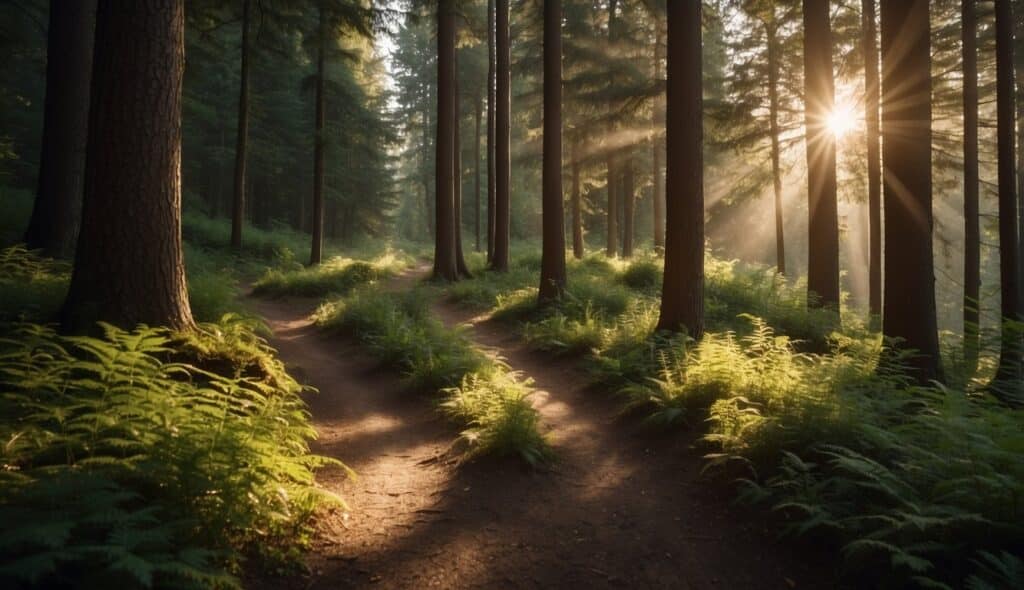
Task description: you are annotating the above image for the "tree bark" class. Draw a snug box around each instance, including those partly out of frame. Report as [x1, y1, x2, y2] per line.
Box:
[23, 0, 96, 259]
[487, 0, 496, 262]
[434, 0, 458, 281]
[491, 0, 511, 271]
[994, 0, 1023, 387]
[571, 141, 584, 259]
[605, 0, 619, 259]
[62, 0, 194, 332]
[766, 19, 785, 275]
[863, 0, 882, 323]
[802, 0, 840, 311]
[230, 0, 252, 250]
[475, 91, 483, 252]
[879, 0, 941, 383]
[539, 0, 566, 303]
[454, 54, 472, 279]
[657, 0, 703, 338]
[962, 0, 981, 370]
[621, 159, 635, 258]
[310, 3, 327, 266]
[652, 17, 665, 255]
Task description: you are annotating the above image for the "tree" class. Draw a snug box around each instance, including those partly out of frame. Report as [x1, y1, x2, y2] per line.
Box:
[62, 0, 195, 332]
[962, 0, 980, 369]
[491, 0, 511, 272]
[994, 0, 1022, 389]
[802, 0, 839, 311]
[539, 0, 566, 303]
[657, 0, 703, 337]
[487, 0, 496, 262]
[879, 0, 940, 383]
[453, 51, 471, 278]
[571, 140, 583, 258]
[23, 0, 97, 259]
[434, 0, 458, 280]
[863, 0, 882, 323]
[652, 13, 665, 255]
[230, 0, 252, 250]
[310, 2, 327, 266]
[605, 0, 619, 259]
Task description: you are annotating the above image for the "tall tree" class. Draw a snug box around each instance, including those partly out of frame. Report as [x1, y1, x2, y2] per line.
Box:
[486, 0, 496, 262]
[539, 0, 566, 302]
[571, 140, 583, 258]
[802, 0, 840, 310]
[62, 0, 194, 332]
[23, 0, 97, 259]
[879, 0, 940, 383]
[310, 2, 327, 266]
[230, 0, 252, 250]
[491, 0, 511, 271]
[475, 91, 483, 252]
[863, 0, 882, 322]
[962, 0, 981, 369]
[621, 161, 635, 258]
[994, 0, 1022, 388]
[605, 0, 619, 258]
[766, 11, 785, 274]
[454, 52, 471, 278]
[434, 0, 458, 280]
[652, 15, 665, 255]
[657, 0, 703, 337]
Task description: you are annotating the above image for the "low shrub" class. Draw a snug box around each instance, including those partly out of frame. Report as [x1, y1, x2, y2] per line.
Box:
[253, 253, 408, 299]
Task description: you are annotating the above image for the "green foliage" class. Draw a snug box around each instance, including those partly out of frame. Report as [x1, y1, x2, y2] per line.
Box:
[253, 252, 410, 299]
[0, 320, 344, 588]
[315, 287, 549, 464]
[0, 245, 69, 323]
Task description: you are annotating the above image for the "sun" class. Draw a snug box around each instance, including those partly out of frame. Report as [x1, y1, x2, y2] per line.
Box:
[826, 101, 857, 138]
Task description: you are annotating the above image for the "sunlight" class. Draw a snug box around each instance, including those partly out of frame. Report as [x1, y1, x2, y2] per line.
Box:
[826, 101, 857, 138]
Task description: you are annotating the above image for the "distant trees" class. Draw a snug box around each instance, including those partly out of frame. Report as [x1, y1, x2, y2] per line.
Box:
[657, 0, 704, 337]
[230, 0, 252, 250]
[310, 3, 328, 266]
[879, 0, 940, 382]
[539, 0, 566, 303]
[23, 0, 96, 259]
[862, 0, 881, 321]
[802, 0, 840, 311]
[434, 0, 458, 281]
[62, 0, 194, 332]
[491, 0, 511, 272]
[962, 0, 981, 369]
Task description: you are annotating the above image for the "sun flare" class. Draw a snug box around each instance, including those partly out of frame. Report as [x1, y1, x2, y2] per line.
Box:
[826, 102, 857, 138]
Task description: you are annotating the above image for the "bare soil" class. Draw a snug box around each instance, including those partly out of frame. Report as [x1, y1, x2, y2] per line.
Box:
[247, 268, 840, 589]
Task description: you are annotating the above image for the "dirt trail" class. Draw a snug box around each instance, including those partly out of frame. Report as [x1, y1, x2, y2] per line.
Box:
[248, 268, 838, 589]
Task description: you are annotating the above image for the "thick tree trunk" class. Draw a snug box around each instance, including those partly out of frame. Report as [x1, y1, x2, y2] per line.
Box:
[863, 0, 882, 322]
[621, 160, 635, 259]
[434, 0, 458, 280]
[62, 0, 194, 332]
[652, 19, 665, 255]
[657, 1, 703, 338]
[230, 0, 252, 250]
[994, 0, 1023, 388]
[880, 0, 941, 383]
[487, 0, 496, 262]
[454, 58, 472, 279]
[491, 0, 511, 271]
[24, 0, 96, 259]
[539, 0, 566, 302]
[962, 0, 981, 370]
[310, 4, 326, 266]
[802, 0, 840, 311]
[571, 141, 584, 259]
[475, 92, 482, 252]
[766, 21, 785, 275]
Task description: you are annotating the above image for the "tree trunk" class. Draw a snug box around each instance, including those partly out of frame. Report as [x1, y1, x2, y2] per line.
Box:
[621, 159, 635, 258]
[863, 0, 882, 323]
[539, 0, 566, 303]
[766, 20, 785, 275]
[652, 18, 665, 255]
[230, 0, 252, 250]
[962, 0, 981, 370]
[491, 0, 511, 271]
[880, 0, 941, 383]
[657, 1, 703, 338]
[475, 92, 483, 252]
[571, 141, 584, 259]
[994, 0, 1023, 388]
[802, 0, 840, 311]
[454, 55, 472, 279]
[434, 0, 458, 281]
[310, 3, 326, 266]
[605, 0, 619, 259]
[23, 0, 96, 259]
[62, 0, 194, 332]
[423, 100, 434, 239]
[487, 0, 496, 262]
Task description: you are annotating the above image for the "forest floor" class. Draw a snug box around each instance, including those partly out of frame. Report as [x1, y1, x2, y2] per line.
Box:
[247, 265, 839, 590]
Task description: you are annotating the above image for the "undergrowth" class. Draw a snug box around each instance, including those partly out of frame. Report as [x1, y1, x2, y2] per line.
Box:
[252, 252, 410, 298]
[314, 287, 550, 465]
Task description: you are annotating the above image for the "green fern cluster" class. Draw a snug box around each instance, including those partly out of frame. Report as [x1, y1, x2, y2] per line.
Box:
[0, 320, 343, 588]
[315, 287, 550, 464]
[253, 252, 410, 299]
[0, 245, 70, 323]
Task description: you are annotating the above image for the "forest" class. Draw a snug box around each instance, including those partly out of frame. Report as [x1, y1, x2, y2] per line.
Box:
[0, 0, 1022, 588]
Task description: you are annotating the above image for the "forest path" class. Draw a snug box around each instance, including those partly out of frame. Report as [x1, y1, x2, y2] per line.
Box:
[247, 265, 836, 589]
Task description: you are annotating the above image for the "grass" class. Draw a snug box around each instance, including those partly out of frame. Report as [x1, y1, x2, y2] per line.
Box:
[252, 251, 411, 298]
[314, 286, 551, 465]
[440, 248, 1024, 589]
